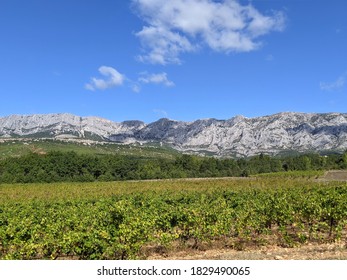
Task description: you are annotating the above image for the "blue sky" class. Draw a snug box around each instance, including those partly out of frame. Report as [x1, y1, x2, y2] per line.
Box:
[0, 0, 346, 123]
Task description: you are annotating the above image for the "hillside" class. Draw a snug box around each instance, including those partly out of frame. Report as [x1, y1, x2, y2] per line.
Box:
[0, 138, 178, 160]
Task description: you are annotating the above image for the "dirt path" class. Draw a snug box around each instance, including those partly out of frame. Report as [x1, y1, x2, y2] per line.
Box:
[148, 242, 347, 260]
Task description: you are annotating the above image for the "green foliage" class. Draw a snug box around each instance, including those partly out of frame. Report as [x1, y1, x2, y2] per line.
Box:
[253, 170, 325, 179]
[0, 178, 347, 259]
[0, 139, 179, 160]
[0, 149, 346, 184]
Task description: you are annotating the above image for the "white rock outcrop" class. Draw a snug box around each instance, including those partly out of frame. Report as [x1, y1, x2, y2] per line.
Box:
[1, 112, 346, 157]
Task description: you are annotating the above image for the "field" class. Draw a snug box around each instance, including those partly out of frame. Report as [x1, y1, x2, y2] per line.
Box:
[1, 173, 347, 260]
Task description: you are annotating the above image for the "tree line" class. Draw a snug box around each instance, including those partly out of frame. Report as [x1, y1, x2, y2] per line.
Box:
[0, 151, 346, 183]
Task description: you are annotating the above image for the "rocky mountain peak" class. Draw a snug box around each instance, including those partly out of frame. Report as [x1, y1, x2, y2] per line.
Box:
[1, 112, 346, 157]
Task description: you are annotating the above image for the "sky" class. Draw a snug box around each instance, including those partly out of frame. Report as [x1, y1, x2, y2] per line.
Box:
[0, 0, 346, 123]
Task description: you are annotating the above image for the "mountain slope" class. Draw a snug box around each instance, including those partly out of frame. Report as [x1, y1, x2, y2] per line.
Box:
[1, 112, 346, 157]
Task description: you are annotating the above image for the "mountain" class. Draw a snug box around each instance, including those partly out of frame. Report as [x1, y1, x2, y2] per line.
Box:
[1, 112, 347, 157]
[0, 114, 145, 141]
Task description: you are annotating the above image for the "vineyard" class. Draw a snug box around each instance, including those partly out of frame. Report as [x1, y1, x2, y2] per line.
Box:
[0, 175, 347, 259]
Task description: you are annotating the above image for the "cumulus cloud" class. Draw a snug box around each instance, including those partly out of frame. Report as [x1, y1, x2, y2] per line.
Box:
[85, 67, 175, 92]
[85, 66, 125, 91]
[320, 73, 346, 91]
[139, 72, 175, 87]
[132, 0, 285, 64]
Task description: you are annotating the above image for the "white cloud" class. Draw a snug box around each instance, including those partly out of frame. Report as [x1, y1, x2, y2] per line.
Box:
[85, 66, 125, 91]
[85, 67, 175, 92]
[132, 0, 285, 64]
[153, 109, 168, 118]
[265, 54, 274, 61]
[131, 84, 141, 93]
[320, 73, 346, 91]
[136, 26, 195, 65]
[139, 72, 175, 87]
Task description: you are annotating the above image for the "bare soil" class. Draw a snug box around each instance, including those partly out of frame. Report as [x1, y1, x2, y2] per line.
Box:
[147, 242, 347, 260]
[318, 170, 347, 181]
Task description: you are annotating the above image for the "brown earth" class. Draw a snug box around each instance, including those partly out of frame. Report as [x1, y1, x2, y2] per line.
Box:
[147, 242, 347, 260]
[320, 170, 347, 181]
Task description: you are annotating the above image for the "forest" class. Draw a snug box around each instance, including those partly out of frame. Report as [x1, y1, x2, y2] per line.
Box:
[0, 150, 346, 183]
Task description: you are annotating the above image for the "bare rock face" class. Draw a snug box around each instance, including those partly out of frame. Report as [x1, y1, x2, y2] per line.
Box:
[1, 112, 347, 157]
[0, 113, 145, 141]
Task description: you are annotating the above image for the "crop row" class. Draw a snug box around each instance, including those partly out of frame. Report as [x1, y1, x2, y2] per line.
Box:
[1, 181, 346, 259]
